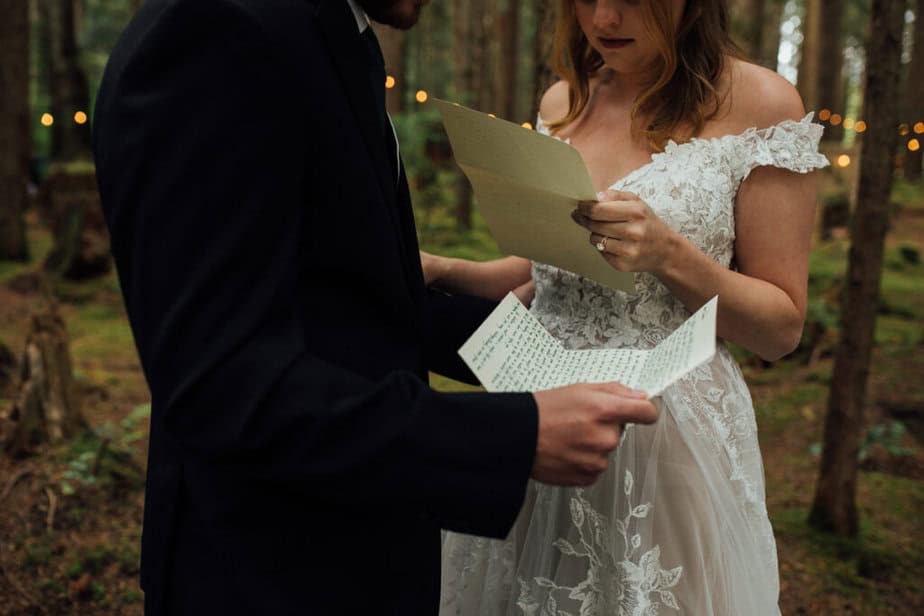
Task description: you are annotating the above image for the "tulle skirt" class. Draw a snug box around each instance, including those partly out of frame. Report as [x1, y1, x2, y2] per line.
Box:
[440, 349, 781, 616]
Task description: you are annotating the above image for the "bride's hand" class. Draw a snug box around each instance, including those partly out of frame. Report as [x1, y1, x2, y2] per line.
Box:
[571, 189, 678, 275]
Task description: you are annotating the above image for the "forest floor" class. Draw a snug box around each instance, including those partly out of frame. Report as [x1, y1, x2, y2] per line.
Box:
[0, 167, 922, 615]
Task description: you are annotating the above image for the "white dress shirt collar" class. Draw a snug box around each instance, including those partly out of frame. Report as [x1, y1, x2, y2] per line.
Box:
[345, 0, 371, 33]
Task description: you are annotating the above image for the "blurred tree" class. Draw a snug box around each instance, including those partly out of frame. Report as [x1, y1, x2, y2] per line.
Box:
[800, 0, 847, 140]
[759, 0, 785, 70]
[809, 0, 905, 537]
[530, 0, 559, 123]
[495, 0, 522, 121]
[0, 0, 31, 261]
[904, 0, 923, 180]
[373, 23, 407, 114]
[39, 0, 92, 162]
[730, 0, 767, 61]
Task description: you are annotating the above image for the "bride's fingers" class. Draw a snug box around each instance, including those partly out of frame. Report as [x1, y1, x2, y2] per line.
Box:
[576, 200, 637, 221]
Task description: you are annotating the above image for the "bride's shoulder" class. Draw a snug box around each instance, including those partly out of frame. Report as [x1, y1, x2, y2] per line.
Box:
[721, 58, 807, 132]
[707, 58, 805, 134]
[539, 80, 570, 125]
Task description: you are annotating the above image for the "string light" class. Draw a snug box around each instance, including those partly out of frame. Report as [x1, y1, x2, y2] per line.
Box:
[910, 139, 921, 152]
[855, 120, 867, 133]
[488, 113, 496, 118]
[829, 114, 842, 126]
[40, 113, 53, 126]
[74, 111, 87, 125]
[836, 154, 851, 167]
[915, 122, 924, 134]
[842, 117, 855, 130]
[521, 122, 533, 129]
[900, 123, 910, 136]
[819, 109, 831, 121]
[415, 90, 428, 103]
[385, 75, 395, 89]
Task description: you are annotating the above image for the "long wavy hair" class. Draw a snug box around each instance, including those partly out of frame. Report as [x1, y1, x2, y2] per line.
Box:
[547, 0, 741, 151]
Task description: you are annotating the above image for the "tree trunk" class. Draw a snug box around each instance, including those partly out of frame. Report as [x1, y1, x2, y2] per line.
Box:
[817, 0, 847, 142]
[809, 0, 905, 537]
[39, 0, 92, 162]
[495, 0, 521, 121]
[530, 0, 560, 123]
[6, 296, 85, 456]
[0, 0, 31, 261]
[904, 0, 924, 180]
[730, 0, 766, 61]
[373, 23, 406, 114]
[797, 0, 821, 114]
[759, 0, 785, 70]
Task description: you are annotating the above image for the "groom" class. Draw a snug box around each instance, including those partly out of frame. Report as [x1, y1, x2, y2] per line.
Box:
[92, 0, 658, 614]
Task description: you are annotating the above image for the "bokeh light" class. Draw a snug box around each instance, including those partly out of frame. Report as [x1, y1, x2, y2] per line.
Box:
[909, 139, 921, 152]
[855, 120, 867, 133]
[836, 154, 851, 167]
[415, 90, 428, 103]
[829, 114, 842, 126]
[385, 75, 395, 89]
[818, 109, 831, 121]
[521, 122, 533, 130]
[40, 113, 53, 127]
[74, 111, 88, 125]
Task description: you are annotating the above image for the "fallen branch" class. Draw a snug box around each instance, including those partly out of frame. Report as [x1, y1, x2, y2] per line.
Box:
[0, 466, 34, 504]
[44, 486, 57, 533]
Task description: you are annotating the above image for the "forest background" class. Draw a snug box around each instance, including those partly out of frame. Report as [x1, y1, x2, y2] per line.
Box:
[0, 0, 922, 614]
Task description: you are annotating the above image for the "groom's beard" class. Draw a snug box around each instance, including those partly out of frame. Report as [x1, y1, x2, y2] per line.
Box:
[357, 0, 429, 30]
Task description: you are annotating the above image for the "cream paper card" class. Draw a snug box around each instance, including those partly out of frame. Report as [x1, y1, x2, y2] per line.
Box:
[433, 99, 635, 292]
[458, 294, 718, 398]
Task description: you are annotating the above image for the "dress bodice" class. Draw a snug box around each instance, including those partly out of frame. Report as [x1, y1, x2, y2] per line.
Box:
[530, 115, 829, 351]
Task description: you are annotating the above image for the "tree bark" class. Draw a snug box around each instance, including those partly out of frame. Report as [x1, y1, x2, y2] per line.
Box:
[759, 0, 785, 70]
[373, 23, 406, 114]
[809, 0, 905, 537]
[730, 0, 766, 61]
[495, 0, 521, 121]
[904, 0, 924, 180]
[451, 0, 478, 230]
[817, 0, 847, 142]
[530, 0, 560, 123]
[0, 0, 31, 261]
[39, 0, 92, 162]
[797, 0, 822, 114]
[6, 297, 85, 456]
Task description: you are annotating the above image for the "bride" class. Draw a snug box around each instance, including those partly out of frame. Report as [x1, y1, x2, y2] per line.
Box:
[423, 0, 828, 614]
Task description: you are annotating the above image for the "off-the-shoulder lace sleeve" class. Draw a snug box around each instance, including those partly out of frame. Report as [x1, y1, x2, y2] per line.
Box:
[535, 114, 549, 135]
[733, 113, 830, 182]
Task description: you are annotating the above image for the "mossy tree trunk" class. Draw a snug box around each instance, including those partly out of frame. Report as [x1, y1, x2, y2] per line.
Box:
[6, 297, 86, 457]
[809, 0, 905, 536]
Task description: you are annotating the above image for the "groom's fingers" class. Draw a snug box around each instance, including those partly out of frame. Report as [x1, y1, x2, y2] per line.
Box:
[597, 395, 659, 426]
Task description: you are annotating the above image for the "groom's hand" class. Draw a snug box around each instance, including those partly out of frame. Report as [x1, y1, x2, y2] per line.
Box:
[531, 383, 658, 486]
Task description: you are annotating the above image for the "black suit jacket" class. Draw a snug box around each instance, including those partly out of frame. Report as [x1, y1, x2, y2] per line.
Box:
[92, 1, 538, 613]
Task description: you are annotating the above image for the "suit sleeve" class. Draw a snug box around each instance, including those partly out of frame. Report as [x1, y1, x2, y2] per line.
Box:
[93, 0, 536, 539]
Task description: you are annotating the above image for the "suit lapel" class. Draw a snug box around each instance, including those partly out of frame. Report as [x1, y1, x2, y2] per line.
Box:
[314, 0, 422, 310]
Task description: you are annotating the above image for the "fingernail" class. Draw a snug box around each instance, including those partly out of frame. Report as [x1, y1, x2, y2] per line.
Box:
[631, 389, 648, 399]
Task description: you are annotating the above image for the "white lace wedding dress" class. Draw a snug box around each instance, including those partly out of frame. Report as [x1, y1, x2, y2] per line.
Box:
[440, 114, 829, 616]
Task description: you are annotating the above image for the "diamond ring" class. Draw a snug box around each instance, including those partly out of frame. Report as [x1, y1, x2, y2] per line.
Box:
[595, 236, 608, 252]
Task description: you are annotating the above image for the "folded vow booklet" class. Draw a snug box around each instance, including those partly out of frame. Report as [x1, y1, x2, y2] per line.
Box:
[458, 294, 718, 398]
[432, 99, 635, 292]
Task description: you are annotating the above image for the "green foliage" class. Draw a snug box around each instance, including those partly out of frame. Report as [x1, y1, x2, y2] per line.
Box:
[60, 403, 150, 495]
[808, 421, 918, 460]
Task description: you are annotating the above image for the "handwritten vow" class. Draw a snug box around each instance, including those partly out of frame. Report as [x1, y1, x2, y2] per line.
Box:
[458, 294, 718, 398]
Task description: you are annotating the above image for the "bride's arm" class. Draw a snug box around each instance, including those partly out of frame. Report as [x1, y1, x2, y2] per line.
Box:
[575, 70, 816, 362]
[421, 252, 533, 302]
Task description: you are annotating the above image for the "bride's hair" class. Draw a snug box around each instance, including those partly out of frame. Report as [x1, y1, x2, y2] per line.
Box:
[547, 0, 741, 151]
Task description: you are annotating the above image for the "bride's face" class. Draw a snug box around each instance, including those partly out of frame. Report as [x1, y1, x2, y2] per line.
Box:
[357, 0, 431, 30]
[573, 0, 685, 77]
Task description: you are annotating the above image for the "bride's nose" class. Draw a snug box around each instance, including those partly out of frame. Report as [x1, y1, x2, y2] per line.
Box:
[593, 0, 624, 29]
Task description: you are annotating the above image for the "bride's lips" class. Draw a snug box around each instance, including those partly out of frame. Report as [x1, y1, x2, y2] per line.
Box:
[599, 37, 633, 50]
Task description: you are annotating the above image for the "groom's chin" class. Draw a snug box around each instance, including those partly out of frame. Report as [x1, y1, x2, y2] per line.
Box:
[364, 0, 427, 30]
